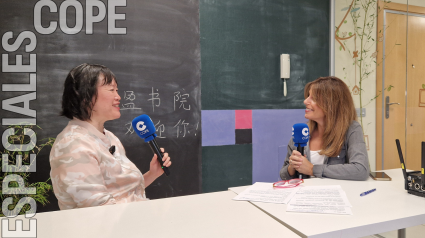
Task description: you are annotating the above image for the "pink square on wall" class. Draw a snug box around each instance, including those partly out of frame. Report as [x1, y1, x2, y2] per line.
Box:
[235, 110, 252, 129]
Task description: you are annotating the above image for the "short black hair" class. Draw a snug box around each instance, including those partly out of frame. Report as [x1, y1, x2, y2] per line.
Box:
[61, 63, 117, 120]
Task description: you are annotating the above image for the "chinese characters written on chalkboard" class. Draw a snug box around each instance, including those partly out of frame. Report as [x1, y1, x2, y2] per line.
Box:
[123, 87, 198, 138]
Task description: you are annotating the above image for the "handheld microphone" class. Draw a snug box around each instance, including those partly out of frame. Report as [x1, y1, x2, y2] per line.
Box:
[292, 123, 310, 179]
[132, 114, 170, 176]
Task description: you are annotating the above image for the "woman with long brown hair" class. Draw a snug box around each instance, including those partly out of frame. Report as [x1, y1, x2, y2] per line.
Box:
[279, 76, 370, 181]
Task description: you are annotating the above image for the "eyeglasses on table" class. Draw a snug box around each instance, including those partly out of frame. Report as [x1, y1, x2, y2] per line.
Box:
[272, 179, 303, 188]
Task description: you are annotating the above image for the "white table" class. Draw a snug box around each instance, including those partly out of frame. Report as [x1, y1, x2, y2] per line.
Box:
[229, 169, 425, 238]
[1, 190, 300, 238]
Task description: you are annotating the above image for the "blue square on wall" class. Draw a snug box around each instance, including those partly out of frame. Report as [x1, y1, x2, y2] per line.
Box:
[202, 110, 235, 146]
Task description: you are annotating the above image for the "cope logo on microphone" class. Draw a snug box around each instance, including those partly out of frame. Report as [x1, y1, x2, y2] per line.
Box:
[136, 121, 146, 131]
[136, 121, 149, 135]
[302, 128, 309, 136]
[302, 127, 309, 140]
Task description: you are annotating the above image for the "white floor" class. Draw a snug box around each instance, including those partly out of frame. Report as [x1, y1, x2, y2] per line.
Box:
[362, 224, 425, 238]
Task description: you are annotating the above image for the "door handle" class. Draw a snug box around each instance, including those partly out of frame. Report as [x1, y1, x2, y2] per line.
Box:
[385, 96, 400, 119]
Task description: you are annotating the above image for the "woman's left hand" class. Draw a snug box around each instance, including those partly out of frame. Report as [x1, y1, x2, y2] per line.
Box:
[294, 156, 314, 176]
[149, 148, 172, 177]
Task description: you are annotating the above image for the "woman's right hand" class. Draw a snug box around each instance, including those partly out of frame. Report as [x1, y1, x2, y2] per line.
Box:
[287, 150, 304, 176]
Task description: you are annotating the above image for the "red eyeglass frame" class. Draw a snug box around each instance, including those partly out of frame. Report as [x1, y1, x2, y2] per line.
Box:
[272, 179, 304, 188]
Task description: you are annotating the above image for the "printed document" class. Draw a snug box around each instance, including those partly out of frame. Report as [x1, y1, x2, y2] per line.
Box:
[288, 185, 352, 207]
[233, 182, 300, 204]
[287, 185, 352, 215]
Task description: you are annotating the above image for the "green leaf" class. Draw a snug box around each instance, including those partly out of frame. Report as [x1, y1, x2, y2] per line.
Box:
[344, 20, 347, 24]
[349, 32, 352, 36]
[422, 84, 425, 89]
[339, 45, 342, 51]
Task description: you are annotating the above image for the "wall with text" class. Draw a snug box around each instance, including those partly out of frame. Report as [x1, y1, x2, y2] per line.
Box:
[0, 0, 201, 213]
[0, 0, 329, 213]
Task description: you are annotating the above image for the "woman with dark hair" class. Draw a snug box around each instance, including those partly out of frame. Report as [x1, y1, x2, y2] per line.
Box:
[50, 63, 171, 210]
[280, 76, 369, 181]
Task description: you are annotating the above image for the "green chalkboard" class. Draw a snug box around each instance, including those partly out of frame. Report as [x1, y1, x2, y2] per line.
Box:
[202, 144, 252, 193]
[200, 0, 329, 110]
[0, 0, 201, 213]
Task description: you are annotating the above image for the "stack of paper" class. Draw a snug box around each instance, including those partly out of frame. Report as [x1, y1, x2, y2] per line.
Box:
[232, 183, 353, 215]
[232, 182, 299, 204]
[286, 185, 352, 215]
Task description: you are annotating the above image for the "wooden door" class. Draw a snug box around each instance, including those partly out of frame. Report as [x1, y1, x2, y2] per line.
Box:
[376, 10, 407, 170]
[406, 14, 425, 170]
[376, 1, 425, 170]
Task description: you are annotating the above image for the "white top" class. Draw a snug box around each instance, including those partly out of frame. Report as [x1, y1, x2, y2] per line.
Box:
[310, 150, 325, 165]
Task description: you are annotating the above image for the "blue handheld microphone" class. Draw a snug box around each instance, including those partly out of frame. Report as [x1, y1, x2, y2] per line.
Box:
[292, 123, 310, 179]
[132, 114, 170, 176]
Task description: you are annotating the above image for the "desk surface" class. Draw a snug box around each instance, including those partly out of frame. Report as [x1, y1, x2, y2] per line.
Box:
[1, 190, 299, 238]
[230, 169, 425, 238]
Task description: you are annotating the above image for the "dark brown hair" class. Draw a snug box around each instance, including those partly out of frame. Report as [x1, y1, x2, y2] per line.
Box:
[304, 76, 357, 157]
[61, 63, 117, 120]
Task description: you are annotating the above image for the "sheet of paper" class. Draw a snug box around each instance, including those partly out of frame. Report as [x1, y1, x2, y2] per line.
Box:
[288, 185, 352, 207]
[286, 204, 353, 215]
[233, 182, 300, 204]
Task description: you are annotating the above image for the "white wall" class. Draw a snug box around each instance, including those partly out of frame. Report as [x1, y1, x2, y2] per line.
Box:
[334, 0, 425, 171]
[335, 0, 378, 171]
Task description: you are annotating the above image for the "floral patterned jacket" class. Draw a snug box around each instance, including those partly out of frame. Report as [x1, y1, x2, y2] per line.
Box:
[50, 119, 146, 210]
